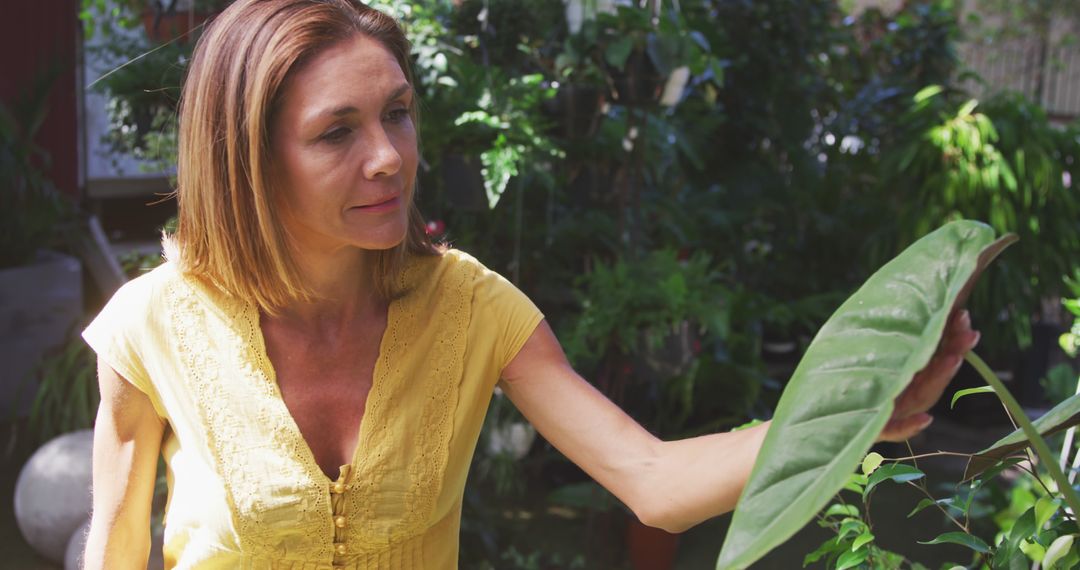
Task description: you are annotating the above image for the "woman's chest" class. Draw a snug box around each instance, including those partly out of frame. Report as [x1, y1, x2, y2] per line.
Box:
[158, 265, 485, 555]
[265, 332, 382, 480]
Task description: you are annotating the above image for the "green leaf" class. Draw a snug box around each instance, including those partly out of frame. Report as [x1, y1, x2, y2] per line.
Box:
[838, 519, 866, 540]
[950, 385, 995, 408]
[835, 547, 868, 570]
[957, 99, 979, 118]
[843, 473, 867, 494]
[1044, 534, 1075, 569]
[1021, 539, 1046, 563]
[851, 531, 875, 551]
[604, 36, 635, 70]
[862, 452, 884, 475]
[803, 537, 845, 567]
[971, 457, 1026, 488]
[863, 463, 925, 499]
[717, 221, 1016, 569]
[1008, 507, 1037, 546]
[907, 497, 946, 518]
[993, 541, 1030, 569]
[918, 532, 991, 553]
[915, 85, 944, 103]
[1035, 497, 1061, 531]
[966, 390, 1080, 479]
[823, 503, 859, 518]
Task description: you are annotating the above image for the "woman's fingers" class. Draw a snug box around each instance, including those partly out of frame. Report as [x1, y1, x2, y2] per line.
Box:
[943, 310, 979, 355]
[888, 309, 980, 433]
[879, 412, 934, 443]
[895, 354, 963, 416]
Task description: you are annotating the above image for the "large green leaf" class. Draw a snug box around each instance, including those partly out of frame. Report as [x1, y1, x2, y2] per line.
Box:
[717, 221, 1015, 569]
[965, 391, 1080, 480]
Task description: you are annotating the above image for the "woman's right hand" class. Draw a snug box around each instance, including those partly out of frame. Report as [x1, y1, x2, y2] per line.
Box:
[82, 358, 164, 570]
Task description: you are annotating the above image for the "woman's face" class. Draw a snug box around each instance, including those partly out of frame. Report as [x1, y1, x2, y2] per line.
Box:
[270, 34, 417, 255]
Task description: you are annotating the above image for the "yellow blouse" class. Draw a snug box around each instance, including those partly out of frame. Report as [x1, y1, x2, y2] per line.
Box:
[82, 249, 544, 569]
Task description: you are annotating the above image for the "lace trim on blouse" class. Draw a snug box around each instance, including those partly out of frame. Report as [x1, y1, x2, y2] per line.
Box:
[164, 253, 472, 561]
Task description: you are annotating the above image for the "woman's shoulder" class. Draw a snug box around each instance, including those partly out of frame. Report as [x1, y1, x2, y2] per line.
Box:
[105, 260, 182, 309]
[404, 247, 536, 313]
[404, 247, 485, 290]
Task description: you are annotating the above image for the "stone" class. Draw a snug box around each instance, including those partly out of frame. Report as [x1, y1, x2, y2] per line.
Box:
[14, 429, 93, 563]
[64, 518, 90, 570]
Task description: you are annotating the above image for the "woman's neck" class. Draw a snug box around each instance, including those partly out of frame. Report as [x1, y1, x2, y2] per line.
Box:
[275, 246, 383, 334]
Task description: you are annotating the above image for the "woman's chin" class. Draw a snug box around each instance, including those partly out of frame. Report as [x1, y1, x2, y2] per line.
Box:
[353, 229, 408, 251]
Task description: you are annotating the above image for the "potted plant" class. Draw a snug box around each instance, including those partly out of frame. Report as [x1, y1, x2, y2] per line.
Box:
[0, 71, 82, 418]
[570, 4, 722, 108]
[552, 23, 610, 139]
[561, 248, 735, 568]
[81, 0, 225, 43]
[90, 35, 188, 164]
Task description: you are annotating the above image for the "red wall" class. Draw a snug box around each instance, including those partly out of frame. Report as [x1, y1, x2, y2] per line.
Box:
[1, 0, 81, 199]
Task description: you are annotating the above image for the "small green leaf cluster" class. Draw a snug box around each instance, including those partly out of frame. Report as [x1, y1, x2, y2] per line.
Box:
[563, 249, 729, 370]
[22, 336, 99, 446]
[805, 457, 928, 570]
[807, 451, 1080, 570]
[452, 74, 564, 209]
[555, 4, 724, 89]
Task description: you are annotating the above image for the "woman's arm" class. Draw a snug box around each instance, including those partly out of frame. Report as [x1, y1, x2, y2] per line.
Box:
[82, 358, 165, 570]
[499, 312, 978, 533]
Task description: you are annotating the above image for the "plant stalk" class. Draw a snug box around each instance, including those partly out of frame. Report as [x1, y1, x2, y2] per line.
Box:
[965, 351, 1080, 519]
[1059, 373, 1080, 478]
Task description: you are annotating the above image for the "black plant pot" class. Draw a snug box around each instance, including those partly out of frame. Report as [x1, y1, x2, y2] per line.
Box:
[609, 50, 664, 106]
[545, 83, 606, 139]
[440, 153, 487, 211]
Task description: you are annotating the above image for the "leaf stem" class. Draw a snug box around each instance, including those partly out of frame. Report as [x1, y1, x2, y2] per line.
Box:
[965, 351, 1080, 518]
[884, 450, 977, 462]
[904, 480, 969, 533]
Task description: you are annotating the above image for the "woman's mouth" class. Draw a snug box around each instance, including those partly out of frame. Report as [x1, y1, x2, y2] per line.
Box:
[352, 195, 401, 213]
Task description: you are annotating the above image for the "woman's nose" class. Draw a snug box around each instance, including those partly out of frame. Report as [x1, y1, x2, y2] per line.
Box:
[362, 126, 403, 179]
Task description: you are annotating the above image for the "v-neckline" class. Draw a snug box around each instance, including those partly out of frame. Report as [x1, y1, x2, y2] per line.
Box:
[249, 296, 398, 485]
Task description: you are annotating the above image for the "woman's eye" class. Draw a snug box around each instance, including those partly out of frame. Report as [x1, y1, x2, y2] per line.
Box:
[385, 108, 410, 124]
[321, 127, 351, 144]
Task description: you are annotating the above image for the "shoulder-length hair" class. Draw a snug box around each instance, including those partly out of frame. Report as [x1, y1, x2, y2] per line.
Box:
[167, 0, 439, 314]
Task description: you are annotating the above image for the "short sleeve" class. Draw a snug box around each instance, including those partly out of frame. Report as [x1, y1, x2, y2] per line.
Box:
[81, 276, 168, 420]
[470, 262, 545, 373]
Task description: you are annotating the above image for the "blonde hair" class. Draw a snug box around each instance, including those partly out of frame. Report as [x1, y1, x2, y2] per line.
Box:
[168, 0, 439, 314]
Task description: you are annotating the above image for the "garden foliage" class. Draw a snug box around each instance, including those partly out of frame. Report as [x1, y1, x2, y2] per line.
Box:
[78, 0, 1080, 566]
[719, 220, 1014, 569]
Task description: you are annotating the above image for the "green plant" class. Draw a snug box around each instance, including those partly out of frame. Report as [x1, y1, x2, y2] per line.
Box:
[554, 3, 723, 109]
[799, 352, 1080, 570]
[90, 36, 187, 167]
[561, 249, 739, 438]
[24, 335, 99, 445]
[450, 72, 563, 209]
[879, 87, 1080, 350]
[714, 220, 1080, 569]
[0, 67, 70, 269]
[718, 220, 1015, 568]
[80, 0, 228, 39]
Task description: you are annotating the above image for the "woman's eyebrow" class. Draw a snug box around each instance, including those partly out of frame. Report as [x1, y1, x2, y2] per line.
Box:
[385, 83, 412, 104]
[314, 83, 412, 120]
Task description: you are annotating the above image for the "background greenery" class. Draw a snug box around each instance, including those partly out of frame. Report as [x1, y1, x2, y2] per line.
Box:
[47, 0, 1080, 567]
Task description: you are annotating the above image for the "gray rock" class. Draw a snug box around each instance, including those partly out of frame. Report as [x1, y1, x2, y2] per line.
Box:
[14, 430, 94, 563]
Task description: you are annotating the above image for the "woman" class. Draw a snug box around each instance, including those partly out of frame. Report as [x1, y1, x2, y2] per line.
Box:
[81, 0, 979, 568]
